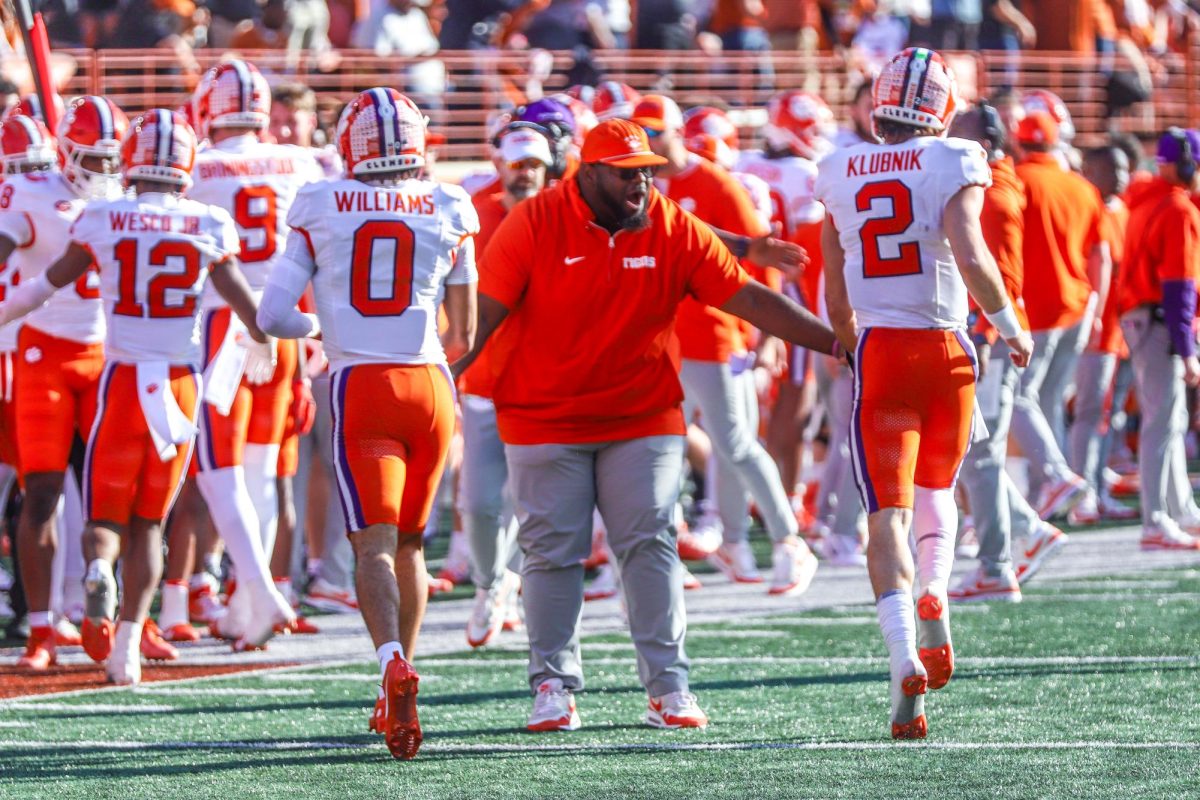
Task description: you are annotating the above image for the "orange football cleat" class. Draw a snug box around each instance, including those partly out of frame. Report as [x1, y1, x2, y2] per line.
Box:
[81, 617, 115, 663]
[380, 653, 422, 759]
[17, 627, 56, 670]
[916, 592, 954, 690]
[162, 622, 202, 642]
[140, 620, 179, 661]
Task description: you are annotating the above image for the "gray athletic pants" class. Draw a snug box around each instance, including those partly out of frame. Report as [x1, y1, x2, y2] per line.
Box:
[814, 359, 864, 542]
[1068, 350, 1117, 491]
[959, 349, 1040, 576]
[508, 435, 690, 696]
[1122, 308, 1191, 527]
[459, 395, 520, 591]
[680, 358, 797, 543]
[1011, 322, 1086, 490]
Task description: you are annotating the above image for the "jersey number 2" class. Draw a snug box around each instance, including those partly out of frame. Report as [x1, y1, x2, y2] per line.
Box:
[349, 220, 415, 317]
[855, 180, 921, 279]
[113, 238, 202, 319]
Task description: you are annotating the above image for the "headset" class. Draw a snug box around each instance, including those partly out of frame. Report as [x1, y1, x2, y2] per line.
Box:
[1166, 126, 1197, 184]
[976, 98, 1007, 162]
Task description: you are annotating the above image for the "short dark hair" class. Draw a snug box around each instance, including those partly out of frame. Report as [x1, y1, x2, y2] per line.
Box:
[272, 82, 316, 112]
[875, 118, 938, 139]
[1107, 131, 1142, 173]
[0, 77, 18, 97]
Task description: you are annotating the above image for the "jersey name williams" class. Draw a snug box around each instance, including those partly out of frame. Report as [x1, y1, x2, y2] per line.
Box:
[333, 190, 435, 215]
[846, 149, 924, 177]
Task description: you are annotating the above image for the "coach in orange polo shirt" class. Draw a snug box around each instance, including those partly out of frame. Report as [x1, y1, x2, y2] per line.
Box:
[453, 119, 836, 734]
[634, 94, 819, 593]
[1011, 111, 1111, 520]
[1118, 128, 1200, 550]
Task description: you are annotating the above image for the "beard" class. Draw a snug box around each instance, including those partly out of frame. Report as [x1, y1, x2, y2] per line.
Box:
[620, 208, 650, 232]
[505, 178, 538, 201]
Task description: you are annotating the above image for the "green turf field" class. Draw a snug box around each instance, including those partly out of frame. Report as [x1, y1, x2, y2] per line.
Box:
[1, 564, 1197, 799]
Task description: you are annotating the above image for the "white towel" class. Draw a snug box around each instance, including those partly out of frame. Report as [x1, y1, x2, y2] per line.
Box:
[203, 316, 248, 415]
[136, 362, 196, 463]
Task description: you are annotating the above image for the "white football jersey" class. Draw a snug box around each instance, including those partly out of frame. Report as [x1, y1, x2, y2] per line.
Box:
[736, 150, 824, 240]
[0, 177, 18, 350]
[0, 172, 103, 343]
[188, 134, 324, 305]
[69, 193, 240, 364]
[814, 136, 992, 330]
[284, 177, 480, 370]
[732, 171, 773, 231]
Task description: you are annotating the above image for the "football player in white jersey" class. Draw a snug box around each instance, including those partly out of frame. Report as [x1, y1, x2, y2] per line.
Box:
[0, 109, 267, 684]
[183, 59, 323, 647]
[0, 96, 131, 672]
[258, 88, 478, 760]
[817, 48, 1033, 739]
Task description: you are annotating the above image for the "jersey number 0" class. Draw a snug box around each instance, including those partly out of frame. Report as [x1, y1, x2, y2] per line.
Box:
[349, 220, 415, 317]
[855, 179, 921, 279]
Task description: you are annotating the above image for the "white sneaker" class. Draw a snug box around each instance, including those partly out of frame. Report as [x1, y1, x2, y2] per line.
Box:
[948, 566, 1022, 603]
[817, 533, 868, 567]
[768, 539, 818, 596]
[1014, 522, 1069, 584]
[1097, 489, 1138, 521]
[1034, 474, 1088, 520]
[1140, 519, 1200, 551]
[646, 690, 708, 729]
[584, 564, 619, 602]
[304, 578, 359, 613]
[436, 530, 472, 585]
[466, 570, 519, 648]
[1067, 490, 1100, 525]
[527, 678, 580, 731]
[706, 540, 763, 583]
[235, 586, 295, 650]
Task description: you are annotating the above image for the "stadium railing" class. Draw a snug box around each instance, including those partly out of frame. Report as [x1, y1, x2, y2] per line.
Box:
[51, 44, 1200, 161]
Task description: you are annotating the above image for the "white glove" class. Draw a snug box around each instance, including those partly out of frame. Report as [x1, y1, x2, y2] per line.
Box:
[237, 332, 277, 386]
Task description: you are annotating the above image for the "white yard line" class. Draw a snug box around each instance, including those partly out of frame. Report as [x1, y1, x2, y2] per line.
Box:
[0, 739, 1196, 754]
[0, 702, 177, 713]
[417, 654, 1200, 669]
[131, 687, 315, 698]
[1044, 580, 1180, 590]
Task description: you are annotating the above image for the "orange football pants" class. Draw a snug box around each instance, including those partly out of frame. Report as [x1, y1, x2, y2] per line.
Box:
[194, 307, 298, 474]
[15, 325, 104, 476]
[330, 363, 455, 534]
[850, 328, 976, 513]
[85, 363, 200, 525]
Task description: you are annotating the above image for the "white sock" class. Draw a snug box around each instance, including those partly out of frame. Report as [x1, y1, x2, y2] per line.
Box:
[203, 553, 223, 579]
[876, 589, 919, 674]
[28, 610, 52, 630]
[113, 619, 143, 657]
[377, 641, 405, 697]
[159, 581, 189, 629]
[913, 486, 957, 597]
[196, 466, 273, 596]
[243, 443, 280, 557]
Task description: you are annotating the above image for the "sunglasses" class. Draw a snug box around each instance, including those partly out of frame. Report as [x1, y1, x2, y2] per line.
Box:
[607, 165, 655, 181]
[505, 159, 546, 172]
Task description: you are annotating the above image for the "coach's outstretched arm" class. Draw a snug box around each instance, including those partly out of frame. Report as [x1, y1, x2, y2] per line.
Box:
[720, 281, 837, 356]
[944, 185, 1034, 368]
[450, 293, 508, 379]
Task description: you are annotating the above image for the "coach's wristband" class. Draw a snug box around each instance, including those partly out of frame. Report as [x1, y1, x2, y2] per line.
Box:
[983, 303, 1022, 341]
[730, 236, 750, 259]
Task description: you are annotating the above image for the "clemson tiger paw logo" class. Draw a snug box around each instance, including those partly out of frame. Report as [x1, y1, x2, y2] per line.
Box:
[24, 347, 41, 364]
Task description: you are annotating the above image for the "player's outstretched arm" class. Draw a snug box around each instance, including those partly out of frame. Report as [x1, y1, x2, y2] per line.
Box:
[257, 257, 320, 340]
[945, 185, 1033, 368]
[442, 283, 477, 364]
[820, 217, 858, 355]
[211, 256, 270, 344]
[720, 281, 836, 356]
[449, 293, 509, 380]
[0, 241, 91, 328]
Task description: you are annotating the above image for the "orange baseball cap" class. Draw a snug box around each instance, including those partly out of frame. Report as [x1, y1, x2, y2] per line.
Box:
[580, 119, 669, 167]
[630, 94, 684, 132]
[1016, 111, 1059, 146]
